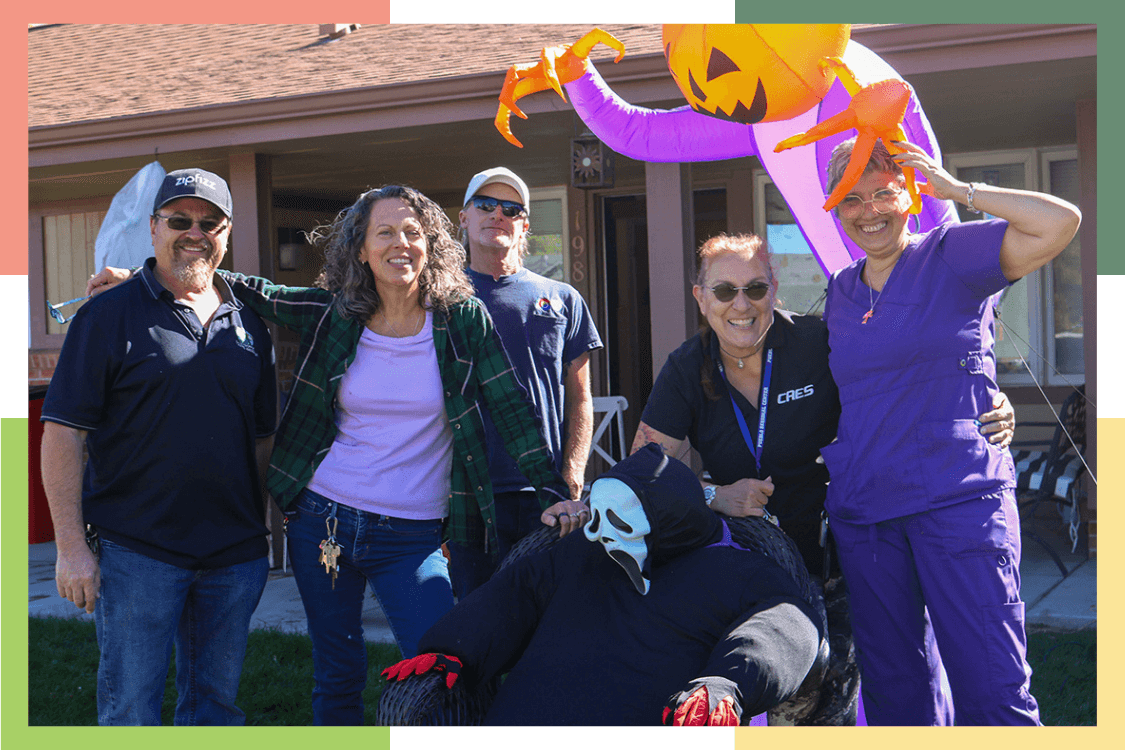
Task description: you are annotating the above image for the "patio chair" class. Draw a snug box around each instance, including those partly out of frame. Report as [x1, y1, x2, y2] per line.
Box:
[1011, 385, 1088, 575]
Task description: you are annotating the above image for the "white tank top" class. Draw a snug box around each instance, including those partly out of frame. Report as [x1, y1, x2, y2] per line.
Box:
[308, 312, 452, 518]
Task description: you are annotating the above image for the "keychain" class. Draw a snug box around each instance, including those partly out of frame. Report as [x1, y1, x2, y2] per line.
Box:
[319, 516, 343, 590]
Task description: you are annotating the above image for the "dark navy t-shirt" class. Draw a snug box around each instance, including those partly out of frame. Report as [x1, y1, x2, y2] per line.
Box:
[41, 259, 277, 569]
[641, 310, 840, 569]
[469, 268, 602, 494]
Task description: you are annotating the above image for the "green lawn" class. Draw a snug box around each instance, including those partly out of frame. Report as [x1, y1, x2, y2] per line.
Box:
[27, 616, 1095, 725]
[28, 617, 400, 726]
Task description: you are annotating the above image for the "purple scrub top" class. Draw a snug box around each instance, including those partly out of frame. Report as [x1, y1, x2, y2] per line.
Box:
[821, 219, 1018, 524]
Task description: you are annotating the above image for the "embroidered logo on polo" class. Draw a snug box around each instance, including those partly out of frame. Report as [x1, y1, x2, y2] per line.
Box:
[235, 326, 257, 355]
[535, 297, 552, 314]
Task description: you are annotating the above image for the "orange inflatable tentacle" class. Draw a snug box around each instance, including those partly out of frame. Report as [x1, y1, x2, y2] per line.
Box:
[774, 108, 858, 153]
[570, 28, 626, 62]
[506, 74, 559, 116]
[823, 131, 878, 210]
[883, 126, 923, 214]
[495, 104, 525, 148]
[819, 57, 862, 96]
[494, 28, 626, 148]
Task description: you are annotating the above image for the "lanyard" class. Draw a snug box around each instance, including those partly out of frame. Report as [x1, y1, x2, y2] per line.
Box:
[718, 348, 772, 475]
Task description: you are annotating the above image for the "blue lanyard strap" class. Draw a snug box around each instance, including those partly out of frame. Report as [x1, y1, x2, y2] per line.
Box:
[719, 348, 772, 475]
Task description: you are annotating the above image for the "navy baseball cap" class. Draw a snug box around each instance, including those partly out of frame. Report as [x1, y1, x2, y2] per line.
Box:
[153, 168, 233, 218]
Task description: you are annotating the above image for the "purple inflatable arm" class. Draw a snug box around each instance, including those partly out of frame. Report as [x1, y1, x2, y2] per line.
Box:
[563, 41, 959, 276]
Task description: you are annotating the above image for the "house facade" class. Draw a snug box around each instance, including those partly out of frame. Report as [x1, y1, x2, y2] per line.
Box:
[28, 23, 1097, 552]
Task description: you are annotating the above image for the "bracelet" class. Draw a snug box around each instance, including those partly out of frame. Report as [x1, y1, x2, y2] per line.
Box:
[965, 182, 983, 214]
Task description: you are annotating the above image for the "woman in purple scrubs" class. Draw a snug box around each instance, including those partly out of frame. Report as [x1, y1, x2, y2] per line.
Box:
[819, 138, 1081, 725]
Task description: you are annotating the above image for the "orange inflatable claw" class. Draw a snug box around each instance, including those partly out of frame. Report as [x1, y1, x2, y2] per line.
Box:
[495, 28, 626, 148]
[774, 58, 921, 213]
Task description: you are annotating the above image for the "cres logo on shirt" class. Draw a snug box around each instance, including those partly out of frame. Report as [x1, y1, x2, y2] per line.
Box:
[535, 297, 553, 314]
[777, 384, 814, 404]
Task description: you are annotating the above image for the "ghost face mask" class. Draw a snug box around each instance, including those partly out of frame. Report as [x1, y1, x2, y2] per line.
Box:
[584, 477, 652, 595]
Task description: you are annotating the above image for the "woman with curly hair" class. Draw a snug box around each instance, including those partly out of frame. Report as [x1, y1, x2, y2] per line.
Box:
[91, 185, 569, 724]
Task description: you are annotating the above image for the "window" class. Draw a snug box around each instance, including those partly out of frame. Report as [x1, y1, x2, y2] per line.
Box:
[752, 174, 828, 316]
[35, 206, 107, 343]
[526, 188, 569, 282]
[949, 148, 1083, 387]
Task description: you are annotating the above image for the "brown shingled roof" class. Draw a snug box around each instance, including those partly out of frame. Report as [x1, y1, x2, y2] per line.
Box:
[29, 23, 666, 128]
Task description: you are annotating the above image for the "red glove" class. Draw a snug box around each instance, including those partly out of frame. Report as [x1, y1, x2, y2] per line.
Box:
[381, 653, 462, 690]
[663, 681, 742, 726]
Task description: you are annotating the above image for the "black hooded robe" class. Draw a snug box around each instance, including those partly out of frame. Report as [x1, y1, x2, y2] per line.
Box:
[418, 444, 824, 725]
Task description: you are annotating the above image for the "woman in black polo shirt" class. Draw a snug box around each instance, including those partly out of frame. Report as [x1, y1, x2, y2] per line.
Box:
[636, 233, 1014, 575]
[634, 233, 1014, 725]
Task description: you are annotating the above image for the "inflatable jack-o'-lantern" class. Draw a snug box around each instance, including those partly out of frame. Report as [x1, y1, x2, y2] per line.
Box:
[663, 24, 850, 125]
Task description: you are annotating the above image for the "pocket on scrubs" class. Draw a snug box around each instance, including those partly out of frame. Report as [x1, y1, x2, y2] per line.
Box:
[916, 419, 993, 505]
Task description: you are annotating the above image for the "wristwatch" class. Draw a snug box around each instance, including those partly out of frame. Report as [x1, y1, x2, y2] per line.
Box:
[703, 485, 717, 507]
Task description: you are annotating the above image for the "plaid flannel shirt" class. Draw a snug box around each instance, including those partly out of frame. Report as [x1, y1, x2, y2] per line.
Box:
[223, 272, 568, 555]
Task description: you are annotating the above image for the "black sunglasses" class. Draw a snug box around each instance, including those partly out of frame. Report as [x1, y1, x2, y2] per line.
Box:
[469, 195, 527, 218]
[710, 282, 770, 303]
[153, 214, 229, 235]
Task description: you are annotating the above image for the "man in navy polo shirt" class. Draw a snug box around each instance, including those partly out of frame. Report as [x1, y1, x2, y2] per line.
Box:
[40, 168, 277, 725]
[448, 167, 603, 597]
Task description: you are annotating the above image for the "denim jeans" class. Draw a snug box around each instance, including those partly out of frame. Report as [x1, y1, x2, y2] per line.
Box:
[285, 488, 454, 725]
[447, 489, 541, 599]
[94, 539, 268, 725]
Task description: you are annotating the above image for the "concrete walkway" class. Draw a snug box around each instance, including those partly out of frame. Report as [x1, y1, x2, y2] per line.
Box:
[29, 506, 1095, 638]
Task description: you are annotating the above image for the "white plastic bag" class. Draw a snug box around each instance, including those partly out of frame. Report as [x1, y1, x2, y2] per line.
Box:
[94, 161, 166, 272]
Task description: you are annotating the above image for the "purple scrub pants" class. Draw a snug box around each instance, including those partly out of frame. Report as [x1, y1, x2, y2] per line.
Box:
[831, 490, 1040, 725]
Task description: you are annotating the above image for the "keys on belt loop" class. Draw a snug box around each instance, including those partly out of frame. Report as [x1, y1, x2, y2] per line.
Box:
[319, 512, 343, 590]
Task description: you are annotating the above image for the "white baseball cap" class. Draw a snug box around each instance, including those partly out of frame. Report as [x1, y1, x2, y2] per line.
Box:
[463, 167, 530, 211]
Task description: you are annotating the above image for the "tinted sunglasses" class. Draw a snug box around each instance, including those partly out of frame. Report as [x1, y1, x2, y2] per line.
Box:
[710, 282, 770, 303]
[153, 213, 229, 235]
[469, 195, 527, 218]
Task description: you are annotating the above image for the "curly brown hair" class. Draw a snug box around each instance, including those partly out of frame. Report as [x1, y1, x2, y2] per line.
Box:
[311, 185, 473, 320]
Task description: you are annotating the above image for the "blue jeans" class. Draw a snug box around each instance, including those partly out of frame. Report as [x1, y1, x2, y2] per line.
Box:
[94, 539, 268, 725]
[447, 490, 541, 599]
[285, 488, 454, 725]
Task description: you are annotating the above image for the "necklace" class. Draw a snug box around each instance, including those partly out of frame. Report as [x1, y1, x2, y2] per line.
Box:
[379, 308, 424, 338]
[719, 345, 745, 369]
[861, 269, 887, 324]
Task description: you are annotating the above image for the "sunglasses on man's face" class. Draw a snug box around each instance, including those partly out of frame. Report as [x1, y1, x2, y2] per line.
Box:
[469, 195, 527, 218]
[709, 282, 771, 303]
[153, 214, 229, 235]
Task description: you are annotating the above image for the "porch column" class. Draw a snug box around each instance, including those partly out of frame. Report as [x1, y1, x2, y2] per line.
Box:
[645, 162, 695, 384]
[228, 151, 283, 567]
[227, 152, 274, 277]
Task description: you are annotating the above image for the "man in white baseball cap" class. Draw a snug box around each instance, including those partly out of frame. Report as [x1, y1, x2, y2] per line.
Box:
[450, 167, 603, 598]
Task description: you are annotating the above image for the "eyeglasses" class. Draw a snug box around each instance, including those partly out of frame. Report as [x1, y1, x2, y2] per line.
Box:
[153, 214, 229, 235]
[710, 282, 770, 303]
[47, 295, 90, 325]
[836, 188, 906, 218]
[468, 196, 527, 218]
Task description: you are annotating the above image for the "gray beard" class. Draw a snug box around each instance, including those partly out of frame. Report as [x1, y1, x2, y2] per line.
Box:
[171, 244, 220, 288]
